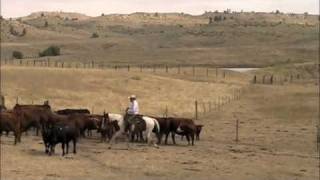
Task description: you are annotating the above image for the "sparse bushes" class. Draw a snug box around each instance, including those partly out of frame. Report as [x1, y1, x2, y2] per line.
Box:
[214, 16, 226, 22]
[209, 17, 213, 24]
[91, 32, 99, 38]
[44, 21, 48, 27]
[39, 46, 60, 57]
[9, 26, 27, 36]
[12, 51, 23, 59]
[21, 28, 27, 36]
[9, 26, 18, 36]
[101, 13, 105, 16]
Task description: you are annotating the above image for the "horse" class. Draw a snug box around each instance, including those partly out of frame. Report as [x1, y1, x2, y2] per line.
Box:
[130, 116, 160, 146]
[106, 113, 160, 149]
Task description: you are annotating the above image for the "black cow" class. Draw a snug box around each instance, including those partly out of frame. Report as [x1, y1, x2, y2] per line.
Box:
[42, 122, 79, 156]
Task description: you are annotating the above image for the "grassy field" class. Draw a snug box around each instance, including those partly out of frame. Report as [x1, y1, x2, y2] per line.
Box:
[0, 65, 318, 180]
[1, 66, 244, 117]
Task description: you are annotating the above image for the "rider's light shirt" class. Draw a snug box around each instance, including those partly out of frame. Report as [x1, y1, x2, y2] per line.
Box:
[128, 100, 139, 115]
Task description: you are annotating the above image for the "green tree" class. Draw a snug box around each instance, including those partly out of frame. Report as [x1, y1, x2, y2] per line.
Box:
[12, 51, 23, 59]
[39, 46, 60, 57]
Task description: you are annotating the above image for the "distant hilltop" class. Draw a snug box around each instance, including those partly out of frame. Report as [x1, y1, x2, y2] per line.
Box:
[3, 10, 319, 20]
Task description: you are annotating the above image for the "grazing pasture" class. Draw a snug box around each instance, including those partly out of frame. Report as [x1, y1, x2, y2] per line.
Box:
[0, 64, 318, 180]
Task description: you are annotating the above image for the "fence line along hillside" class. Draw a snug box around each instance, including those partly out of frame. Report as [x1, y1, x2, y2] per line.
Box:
[1, 58, 253, 82]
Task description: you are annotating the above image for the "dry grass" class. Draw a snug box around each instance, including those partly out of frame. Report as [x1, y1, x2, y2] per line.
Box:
[1, 66, 242, 117]
[1, 76, 318, 180]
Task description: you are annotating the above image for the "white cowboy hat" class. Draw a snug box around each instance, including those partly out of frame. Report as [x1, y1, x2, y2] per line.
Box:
[128, 95, 136, 99]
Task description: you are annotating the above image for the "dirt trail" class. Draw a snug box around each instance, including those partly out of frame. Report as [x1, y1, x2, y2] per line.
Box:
[1, 83, 318, 180]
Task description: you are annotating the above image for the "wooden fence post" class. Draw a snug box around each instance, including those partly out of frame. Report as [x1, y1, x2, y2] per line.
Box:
[127, 65, 130, 72]
[195, 100, 198, 120]
[62, 62, 64, 68]
[166, 65, 168, 73]
[270, 75, 274, 84]
[193, 65, 195, 76]
[253, 75, 257, 84]
[178, 65, 181, 74]
[165, 105, 168, 118]
[216, 68, 218, 77]
[235, 118, 239, 142]
[202, 102, 206, 114]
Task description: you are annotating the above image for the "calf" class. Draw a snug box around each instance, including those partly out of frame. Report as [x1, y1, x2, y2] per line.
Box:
[195, 124, 204, 140]
[0, 111, 22, 144]
[42, 122, 79, 156]
[181, 124, 204, 141]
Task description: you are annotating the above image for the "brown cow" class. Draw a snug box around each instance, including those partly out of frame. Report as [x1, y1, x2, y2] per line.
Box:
[85, 114, 103, 136]
[48, 113, 98, 138]
[181, 124, 204, 141]
[13, 103, 52, 136]
[158, 117, 196, 145]
[0, 111, 22, 144]
[55, 108, 90, 115]
[153, 117, 171, 144]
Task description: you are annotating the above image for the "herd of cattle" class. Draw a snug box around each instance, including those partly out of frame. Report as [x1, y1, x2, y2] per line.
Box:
[0, 102, 204, 156]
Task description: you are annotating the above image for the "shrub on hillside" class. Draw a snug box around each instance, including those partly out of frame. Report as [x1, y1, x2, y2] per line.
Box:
[21, 28, 27, 36]
[208, 17, 213, 24]
[9, 26, 19, 36]
[39, 46, 60, 57]
[91, 32, 99, 38]
[44, 21, 48, 27]
[12, 51, 23, 59]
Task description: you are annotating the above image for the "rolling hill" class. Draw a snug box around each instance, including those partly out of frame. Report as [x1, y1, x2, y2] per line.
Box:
[0, 11, 319, 67]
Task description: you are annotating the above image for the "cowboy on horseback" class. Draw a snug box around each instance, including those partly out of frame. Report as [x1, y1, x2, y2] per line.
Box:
[127, 95, 139, 115]
[125, 95, 140, 127]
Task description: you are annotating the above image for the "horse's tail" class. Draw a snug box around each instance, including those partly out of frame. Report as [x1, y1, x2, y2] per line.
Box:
[153, 118, 160, 134]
